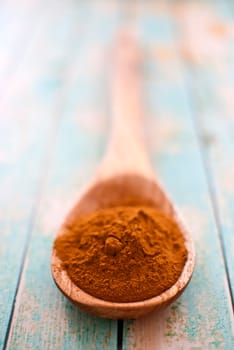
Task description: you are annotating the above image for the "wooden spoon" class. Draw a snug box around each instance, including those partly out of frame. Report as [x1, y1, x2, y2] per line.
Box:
[51, 34, 195, 319]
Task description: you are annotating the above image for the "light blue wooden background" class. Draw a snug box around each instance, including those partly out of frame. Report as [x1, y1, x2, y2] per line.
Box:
[0, 0, 233, 349]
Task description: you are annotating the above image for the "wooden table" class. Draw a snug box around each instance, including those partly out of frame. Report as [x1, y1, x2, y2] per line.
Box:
[0, 0, 233, 349]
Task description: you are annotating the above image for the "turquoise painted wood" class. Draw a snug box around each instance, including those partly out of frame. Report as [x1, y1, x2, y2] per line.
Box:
[0, 1, 233, 349]
[0, 0, 63, 346]
[181, 0, 234, 301]
[4, 1, 120, 349]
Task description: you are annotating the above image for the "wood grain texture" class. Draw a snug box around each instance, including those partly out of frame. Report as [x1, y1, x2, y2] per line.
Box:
[123, 1, 234, 349]
[179, 0, 234, 302]
[4, 1, 120, 349]
[0, 1, 63, 347]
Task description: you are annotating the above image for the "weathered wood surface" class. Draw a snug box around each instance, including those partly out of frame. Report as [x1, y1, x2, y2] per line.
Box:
[0, 1, 119, 349]
[0, 0, 233, 349]
[0, 0, 64, 346]
[123, 2, 234, 349]
[179, 0, 234, 302]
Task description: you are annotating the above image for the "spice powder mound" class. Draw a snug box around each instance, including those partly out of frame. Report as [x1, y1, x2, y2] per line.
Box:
[54, 206, 187, 303]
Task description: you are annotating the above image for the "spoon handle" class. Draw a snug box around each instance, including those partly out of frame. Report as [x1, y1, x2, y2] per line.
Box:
[102, 33, 153, 177]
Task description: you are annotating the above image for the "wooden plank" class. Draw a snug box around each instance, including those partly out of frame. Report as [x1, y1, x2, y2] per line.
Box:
[123, 1, 234, 349]
[0, 0, 96, 348]
[178, 0, 234, 302]
[0, 2, 60, 346]
[5, 1, 120, 349]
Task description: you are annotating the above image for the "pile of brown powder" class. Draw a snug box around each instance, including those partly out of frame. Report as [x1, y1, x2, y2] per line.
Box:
[54, 206, 187, 303]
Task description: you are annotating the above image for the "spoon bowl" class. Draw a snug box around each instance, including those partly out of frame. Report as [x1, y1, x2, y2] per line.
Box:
[51, 34, 195, 319]
[51, 173, 195, 319]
